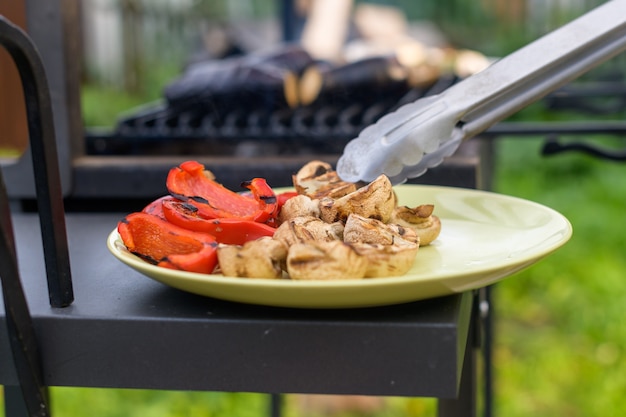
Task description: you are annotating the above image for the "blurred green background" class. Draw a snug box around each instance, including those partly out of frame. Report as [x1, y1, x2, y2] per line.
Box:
[2, 0, 625, 416]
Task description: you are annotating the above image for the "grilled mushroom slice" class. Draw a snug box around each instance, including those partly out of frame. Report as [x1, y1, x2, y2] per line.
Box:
[390, 204, 441, 245]
[274, 215, 344, 247]
[217, 237, 288, 279]
[292, 160, 356, 199]
[319, 174, 396, 223]
[278, 194, 321, 223]
[343, 213, 418, 245]
[352, 241, 419, 277]
[286, 241, 367, 280]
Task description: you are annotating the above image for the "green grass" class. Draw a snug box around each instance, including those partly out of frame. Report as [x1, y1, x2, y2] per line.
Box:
[81, 60, 180, 128]
[0, 388, 436, 417]
[80, 85, 156, 129]
[491, 135, 626, 417]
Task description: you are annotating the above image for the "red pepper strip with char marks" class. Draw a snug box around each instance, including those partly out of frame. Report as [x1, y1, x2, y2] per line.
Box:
[118, 212, 218, 274]
[162, 198, 276, 245]
[141, 195, 169, 219]
[166, 160, 278, 224]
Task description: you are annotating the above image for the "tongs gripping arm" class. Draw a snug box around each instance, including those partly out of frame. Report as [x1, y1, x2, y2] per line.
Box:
[455, 0, 626, 140]
[337, 0, 626, 184]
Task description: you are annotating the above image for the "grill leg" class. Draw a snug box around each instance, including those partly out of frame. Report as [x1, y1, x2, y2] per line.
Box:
[437, 342, 477, 417]
[270, 394, 283, 417]
[437, 292, 479, 417]
[5, 385, 30, 417]
[1, 172, 50, 416]
[482, 287, 494, 417]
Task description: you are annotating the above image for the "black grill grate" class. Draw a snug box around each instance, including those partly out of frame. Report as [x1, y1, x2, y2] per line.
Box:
[86, 76, 460, 156]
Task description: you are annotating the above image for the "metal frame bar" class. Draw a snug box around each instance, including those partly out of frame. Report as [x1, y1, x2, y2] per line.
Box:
[1, 13, 76, 417]
[0, 15, 73, 307]
[1, 170, 49, 416]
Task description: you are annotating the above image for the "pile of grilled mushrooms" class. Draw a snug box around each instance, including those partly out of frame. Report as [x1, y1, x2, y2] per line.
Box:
[217, 161, 441, 280]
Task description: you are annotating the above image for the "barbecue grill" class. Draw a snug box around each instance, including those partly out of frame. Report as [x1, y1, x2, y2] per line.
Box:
[2, 3, 626, 417]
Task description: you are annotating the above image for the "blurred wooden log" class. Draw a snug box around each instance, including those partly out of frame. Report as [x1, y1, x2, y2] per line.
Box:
[300, 0, 353, 62]
[299, 56, 410, 106]
[353, 3, 408, 44]
[454, 49, 491, 78]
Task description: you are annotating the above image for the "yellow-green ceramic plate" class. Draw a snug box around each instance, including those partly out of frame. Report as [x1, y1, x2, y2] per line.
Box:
[108, 185, 572, 308]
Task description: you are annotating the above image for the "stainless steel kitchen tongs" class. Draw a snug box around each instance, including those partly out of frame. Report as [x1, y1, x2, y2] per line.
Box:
[337, 0, 626, 184]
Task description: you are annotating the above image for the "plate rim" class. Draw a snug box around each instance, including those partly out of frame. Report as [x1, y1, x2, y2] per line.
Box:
[107, 184, 573, 307]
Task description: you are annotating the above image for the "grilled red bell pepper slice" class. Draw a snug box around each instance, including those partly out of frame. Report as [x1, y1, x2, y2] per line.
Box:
[166, 160, 278, 224]
[118, 212, 218, 274]
[161, 198, 276, 245]
[141, 195, 170, 219]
